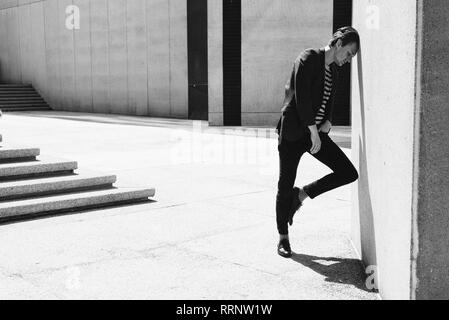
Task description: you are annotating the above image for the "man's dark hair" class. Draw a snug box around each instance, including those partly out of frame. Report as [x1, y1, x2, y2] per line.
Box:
[329, 26, 360, 50]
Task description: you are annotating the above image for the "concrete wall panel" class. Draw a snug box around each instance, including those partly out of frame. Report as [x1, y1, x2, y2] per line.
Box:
[241, 113, 280, 127]
[73, 0, 93, 112]
[5, 7, 21, 82]
[0, 9, 9, 81]
[207, 0, 223, 125]
[58, 0, 76, 111]
[8, 8, 21, 83]
[0, 0, 188, 118]
[0, 0, 18, 10]
[146, 0, 170, 117]
[90, 0, 109, 114]
[44, 0, 62, 109]
[241, 0, 333, 126]
[414, 0, 449, 300]
[127, 0, 148, 116]
[18, 4, 32, 83]
[108, 0, 128, 114]
[168, 0, 188, 118]
[351, 0, 417, 300]
[0, 10, 6, 80]
[29, 1, 47, 94]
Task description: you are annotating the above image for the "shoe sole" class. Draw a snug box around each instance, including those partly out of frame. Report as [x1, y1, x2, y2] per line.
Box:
[278, 251, 292, 258]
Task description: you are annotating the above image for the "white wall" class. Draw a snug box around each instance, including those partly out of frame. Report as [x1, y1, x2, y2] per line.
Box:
[351, 0, 417, 299]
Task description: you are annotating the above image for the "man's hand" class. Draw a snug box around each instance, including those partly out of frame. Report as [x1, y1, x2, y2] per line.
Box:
[319, 120, 332, 134]
[308, 125, 321, 154]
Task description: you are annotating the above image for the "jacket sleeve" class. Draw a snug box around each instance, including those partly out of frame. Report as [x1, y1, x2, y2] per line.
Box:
[295, 53, 316, 127]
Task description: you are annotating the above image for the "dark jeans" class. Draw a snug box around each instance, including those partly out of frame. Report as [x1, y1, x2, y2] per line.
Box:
[276, 132, 359, 235]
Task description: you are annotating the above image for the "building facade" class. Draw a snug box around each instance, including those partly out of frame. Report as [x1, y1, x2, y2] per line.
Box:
[0, 0, 352, 126]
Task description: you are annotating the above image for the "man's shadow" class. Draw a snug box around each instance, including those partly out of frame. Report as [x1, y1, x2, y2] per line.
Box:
[291, 252, 377, 293]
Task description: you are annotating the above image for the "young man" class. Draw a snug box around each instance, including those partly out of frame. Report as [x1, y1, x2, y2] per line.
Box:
[275, 27, 360, 258]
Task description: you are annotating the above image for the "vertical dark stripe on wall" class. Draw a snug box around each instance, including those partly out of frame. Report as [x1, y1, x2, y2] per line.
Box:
[333, 0, 353, 126]
[223, 0, 241, 126]
[187, 0, 209, 120]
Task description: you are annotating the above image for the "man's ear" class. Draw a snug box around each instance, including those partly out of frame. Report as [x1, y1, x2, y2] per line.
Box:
[336, 39, 342, 48]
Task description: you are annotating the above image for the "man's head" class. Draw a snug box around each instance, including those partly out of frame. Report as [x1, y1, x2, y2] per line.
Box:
[329, 26, 360, 66]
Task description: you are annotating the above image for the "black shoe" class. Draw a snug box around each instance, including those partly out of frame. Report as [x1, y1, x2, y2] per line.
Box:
[277, 239, 292, 258]
[288, 187, 303, 226]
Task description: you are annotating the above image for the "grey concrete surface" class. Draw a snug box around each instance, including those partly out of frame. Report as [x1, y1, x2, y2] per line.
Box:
[73, 0, 93, 113]
[413, 0, 449, 300]
[0, 111, 378, 300]
[146, 0, 170, 117]
[126, 0, 148, 116]
[43, 0, 62, 110]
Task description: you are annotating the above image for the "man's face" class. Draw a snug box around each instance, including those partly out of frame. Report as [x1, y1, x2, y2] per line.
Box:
[334, 40, 358, 66]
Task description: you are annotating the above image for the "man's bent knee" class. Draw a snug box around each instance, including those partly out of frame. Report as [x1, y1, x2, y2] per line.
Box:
[347, 167, 359, 183]
[337, 166, 358, 184]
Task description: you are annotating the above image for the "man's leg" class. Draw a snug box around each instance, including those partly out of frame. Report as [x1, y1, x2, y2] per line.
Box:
[276, 139, 306, 235]
[303, 132, 359, 199]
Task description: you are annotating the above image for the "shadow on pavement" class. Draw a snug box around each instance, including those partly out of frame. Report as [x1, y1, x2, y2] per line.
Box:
[291, 252, 378, 293]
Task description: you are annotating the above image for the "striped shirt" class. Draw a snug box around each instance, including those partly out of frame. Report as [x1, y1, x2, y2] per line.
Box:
[315, 64, 332, 125]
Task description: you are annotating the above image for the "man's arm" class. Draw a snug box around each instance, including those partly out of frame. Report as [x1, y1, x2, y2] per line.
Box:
[295, 52, 322, 154]
[294, 53, 316, 128]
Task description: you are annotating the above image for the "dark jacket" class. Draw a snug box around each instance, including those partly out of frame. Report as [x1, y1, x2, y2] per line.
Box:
[276, 48, 339, 142]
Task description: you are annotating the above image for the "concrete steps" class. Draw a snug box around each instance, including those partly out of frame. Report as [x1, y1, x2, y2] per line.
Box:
[0, 101, 48, 106]
[0, 97, 46, 102]
[0, 93, 42, 97]
[0, 171, 117, 201]
[0, 157, 78, 181]
[0, 84, 52, 112]
[0, 137, 155, 221]
[0, 106, 52, 112]
[0, 188, 155, 221]
[0, 147, 40, 163]
[0, 84, 33, 88]
[0, 146, 40, 159]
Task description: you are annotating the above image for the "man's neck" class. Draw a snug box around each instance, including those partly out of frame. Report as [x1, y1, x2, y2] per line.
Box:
[324, 45, 334, 66]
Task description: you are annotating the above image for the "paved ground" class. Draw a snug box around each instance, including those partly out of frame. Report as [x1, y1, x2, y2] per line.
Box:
[0, 111, 378, 300]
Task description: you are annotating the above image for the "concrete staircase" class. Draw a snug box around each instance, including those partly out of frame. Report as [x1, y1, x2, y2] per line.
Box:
[0, 134, 155, 222]
[0, 84, 51, 112]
